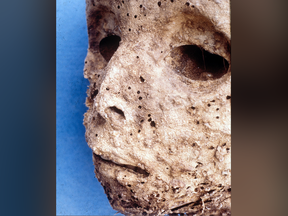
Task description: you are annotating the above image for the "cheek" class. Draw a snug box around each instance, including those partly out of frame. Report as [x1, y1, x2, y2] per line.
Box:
[143, 71, 230, 144]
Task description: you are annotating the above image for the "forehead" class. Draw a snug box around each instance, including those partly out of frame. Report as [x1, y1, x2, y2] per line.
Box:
[87, 0, 230, 39]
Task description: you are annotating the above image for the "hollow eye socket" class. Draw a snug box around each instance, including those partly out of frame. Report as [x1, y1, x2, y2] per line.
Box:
[167, 45, 229, 81]
[99, 35, 121, 62]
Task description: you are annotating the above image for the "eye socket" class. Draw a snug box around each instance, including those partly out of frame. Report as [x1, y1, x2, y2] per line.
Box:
[166, 45, 229, 81]
[99, 35, 121, 62]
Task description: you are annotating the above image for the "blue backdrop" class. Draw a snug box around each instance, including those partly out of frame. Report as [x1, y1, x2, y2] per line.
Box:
[56, 0, 123, 215]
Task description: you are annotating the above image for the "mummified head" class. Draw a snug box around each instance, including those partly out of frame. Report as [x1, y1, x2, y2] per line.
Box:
[83, 0, 230, 215]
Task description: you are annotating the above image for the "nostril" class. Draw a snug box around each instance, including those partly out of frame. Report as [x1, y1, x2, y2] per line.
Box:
[109, 106, 125, 119]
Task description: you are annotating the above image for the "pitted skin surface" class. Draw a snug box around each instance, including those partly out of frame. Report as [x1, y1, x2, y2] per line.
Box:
[83, 0, 230, 215]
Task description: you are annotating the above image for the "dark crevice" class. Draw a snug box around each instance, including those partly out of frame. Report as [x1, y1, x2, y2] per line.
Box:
[109, 106, 125, 119]
[99, 35, 121, 62]
[208, 189, 216, 194]
[167, 44, 229, 81]
[93, 153, 150, 177]
[171, 199, 202, 212]
[91, 89, 98, 99]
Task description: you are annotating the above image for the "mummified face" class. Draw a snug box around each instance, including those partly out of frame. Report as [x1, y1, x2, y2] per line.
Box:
[84, 0, 230, 215]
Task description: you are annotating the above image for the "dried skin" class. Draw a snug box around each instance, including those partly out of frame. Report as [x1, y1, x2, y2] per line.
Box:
[83, 0, 231, 215]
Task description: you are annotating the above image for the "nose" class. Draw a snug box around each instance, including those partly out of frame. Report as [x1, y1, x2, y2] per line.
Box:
[94, 58, 133, 127]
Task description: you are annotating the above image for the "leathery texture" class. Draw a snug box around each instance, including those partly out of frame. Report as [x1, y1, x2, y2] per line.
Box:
[83, 0, 231, 215]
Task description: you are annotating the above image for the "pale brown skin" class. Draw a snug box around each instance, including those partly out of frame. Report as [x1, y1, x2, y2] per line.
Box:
[83, 0, 231, 215]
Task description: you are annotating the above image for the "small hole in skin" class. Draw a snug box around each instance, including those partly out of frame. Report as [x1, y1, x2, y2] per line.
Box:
[226, 95, 231, 100]
[106, 88, 109, 90]
[216, 116, 219, 119]
[140, 120, 144, 123]
[140, 76, 145, 82]
[85, 61, 87, 64]
[139, 97, 142, 100]
[185, 2, 190, 6]
[117, 5, 120, 9]
[130, 133, 133, 136]
[216, 108, 219, 111]
[137, 91, 140, 94]
[96, 134, 98, 137]
[129, 28, 131, 31]
[138, 106, 142, 109]
[148, 118, 152, 122]
[192, 5, 195, 8]
[134, 15, 137, 18]
[192, 143, 196, 147]
[150, 121, 156, 127]
[171, 0, 174, 2]
[222, 143, 226, 147]
[140, 5, 142, 8]
[136, 56, 139, 58]
[127, 13, 129, 16]
[191, 106, 195, 110]
[128, 86, 131, 89]
[197, 121, 200, 124]
[158, 2, 161, 7]
[98, 75, 100, 77]
[211, 100, 215, 102]
[148, 114, 151, 117]
[208, 104, 211, 107]
[138, 130, 141, 133]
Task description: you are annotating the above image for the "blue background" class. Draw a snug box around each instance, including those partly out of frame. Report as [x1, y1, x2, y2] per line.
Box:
[56, 0, 123, 215]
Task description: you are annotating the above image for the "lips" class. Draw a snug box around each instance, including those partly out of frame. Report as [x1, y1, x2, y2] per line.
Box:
[93, 153, 150, 177]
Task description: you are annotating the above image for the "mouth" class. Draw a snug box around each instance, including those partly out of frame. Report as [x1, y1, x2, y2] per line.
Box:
[92, 153, 150, 177]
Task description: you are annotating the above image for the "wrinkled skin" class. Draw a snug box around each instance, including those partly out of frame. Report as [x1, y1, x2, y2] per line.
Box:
[84, 0, 230, 215]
